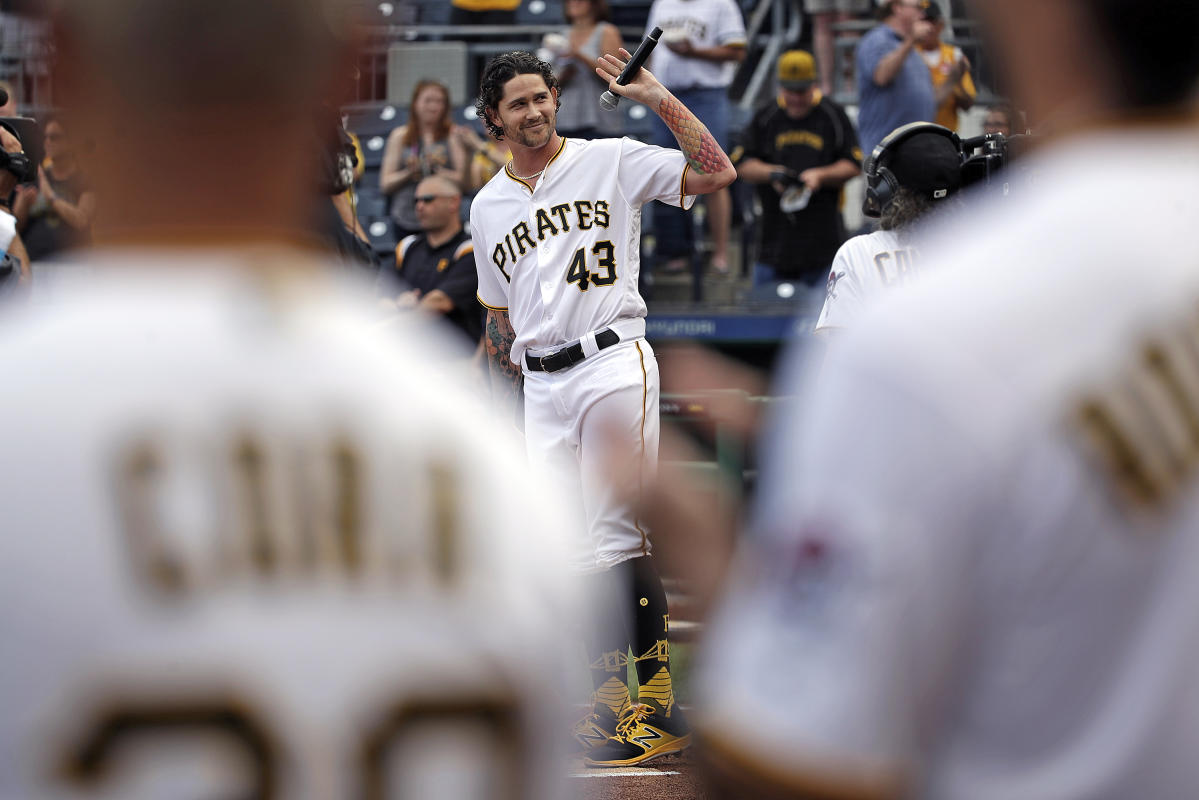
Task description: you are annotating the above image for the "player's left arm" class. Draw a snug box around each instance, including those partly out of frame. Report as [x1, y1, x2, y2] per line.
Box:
[595, 49, 736, 196]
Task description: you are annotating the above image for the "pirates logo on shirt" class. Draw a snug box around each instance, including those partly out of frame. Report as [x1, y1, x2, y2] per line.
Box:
[436, 258, 449, 273]
[826, 269, 845, 300]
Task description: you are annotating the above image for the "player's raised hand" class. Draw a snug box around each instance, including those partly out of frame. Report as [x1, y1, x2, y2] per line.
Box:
[595, 48, 667, 108]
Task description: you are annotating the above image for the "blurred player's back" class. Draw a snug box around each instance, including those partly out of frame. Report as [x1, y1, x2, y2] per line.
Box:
[696, 1, 1199, 797]
[0, 1, 583, 797]
[0, 252, 580, 800]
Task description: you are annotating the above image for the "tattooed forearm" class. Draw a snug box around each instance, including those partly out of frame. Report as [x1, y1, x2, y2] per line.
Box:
[658, 95, 733, 175]
[485, 309, 524, 407]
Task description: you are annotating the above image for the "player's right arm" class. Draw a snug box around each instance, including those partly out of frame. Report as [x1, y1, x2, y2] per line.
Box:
[484, 307, 523, 411]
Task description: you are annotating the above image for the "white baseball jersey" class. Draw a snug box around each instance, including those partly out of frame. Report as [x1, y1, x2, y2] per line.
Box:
[645, 0, 748, 89]
[814, 228, 920, 332]
[699, 126, 1199, 798]
[0, 249, 584, 800]
[471, 136, 692, 365]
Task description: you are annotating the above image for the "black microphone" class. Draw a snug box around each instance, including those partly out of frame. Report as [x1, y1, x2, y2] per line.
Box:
[599, 27, 662, 111]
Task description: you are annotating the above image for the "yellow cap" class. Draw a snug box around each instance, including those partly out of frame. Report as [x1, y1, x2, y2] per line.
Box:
[777, 50, 816, 90]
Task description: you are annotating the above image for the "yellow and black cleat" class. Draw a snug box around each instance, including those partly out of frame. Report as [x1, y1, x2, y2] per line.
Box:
[583, 703, 691, 767]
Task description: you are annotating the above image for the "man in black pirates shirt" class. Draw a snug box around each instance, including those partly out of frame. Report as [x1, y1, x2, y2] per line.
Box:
[735, 50, 862, 287]
[377, 175, 483, 349]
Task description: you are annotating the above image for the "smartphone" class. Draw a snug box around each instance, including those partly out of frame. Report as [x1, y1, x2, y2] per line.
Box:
[0, 117, 43, 183]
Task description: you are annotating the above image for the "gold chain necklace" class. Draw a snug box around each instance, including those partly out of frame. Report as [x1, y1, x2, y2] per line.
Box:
[508, 162, 546, 180]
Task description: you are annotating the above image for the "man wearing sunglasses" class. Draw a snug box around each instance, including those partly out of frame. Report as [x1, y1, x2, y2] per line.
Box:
[377, 175, 483, 350]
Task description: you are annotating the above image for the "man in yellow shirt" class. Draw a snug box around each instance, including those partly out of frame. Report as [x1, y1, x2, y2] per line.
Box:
[917, 0, 974, 132]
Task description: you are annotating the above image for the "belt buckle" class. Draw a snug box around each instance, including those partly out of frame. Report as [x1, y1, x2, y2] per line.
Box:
[539, 354, 552, 372]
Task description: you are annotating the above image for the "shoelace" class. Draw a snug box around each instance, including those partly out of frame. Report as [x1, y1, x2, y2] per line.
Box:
[612, 703, 655, 741]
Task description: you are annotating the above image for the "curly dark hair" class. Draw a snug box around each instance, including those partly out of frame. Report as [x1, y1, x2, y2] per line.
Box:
[475, 51, 561, 141]
[881, 186, 962, 234]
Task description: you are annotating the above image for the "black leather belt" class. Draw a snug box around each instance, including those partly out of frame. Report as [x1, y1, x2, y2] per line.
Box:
[525, 328, 621, 373]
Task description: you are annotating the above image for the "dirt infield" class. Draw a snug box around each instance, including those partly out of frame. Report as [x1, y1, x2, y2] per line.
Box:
[568, 750, 709, 800]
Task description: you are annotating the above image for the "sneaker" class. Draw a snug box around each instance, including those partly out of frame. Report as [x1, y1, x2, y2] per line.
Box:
[572, 707, 619, 753]
[583, 703, 691, 767]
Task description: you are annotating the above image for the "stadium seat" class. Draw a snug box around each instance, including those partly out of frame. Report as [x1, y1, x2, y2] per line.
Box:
[608, 0, 652, 29]
[359, 133, 388, 169]
[516, 0, 564, 24]
[345, 104, 406, 138]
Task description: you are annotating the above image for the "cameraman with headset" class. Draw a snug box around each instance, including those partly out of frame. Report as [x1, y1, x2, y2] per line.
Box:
[814, 121, 962, 333]
[0, 122, 32, 294]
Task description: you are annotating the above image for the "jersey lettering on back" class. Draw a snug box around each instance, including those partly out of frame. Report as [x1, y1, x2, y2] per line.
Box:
[1073, 302, 1199, 511]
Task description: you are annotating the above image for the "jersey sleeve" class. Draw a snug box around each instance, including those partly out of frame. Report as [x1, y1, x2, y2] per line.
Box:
[470, 205, 510, 310]
[959, 53, 978, 102]
[813, 242, 865, 332]
[696, 332, 983, 792]
[714, 0, 748, 46]
[617, 137, 696, 210]
[432, 240, 480, 310]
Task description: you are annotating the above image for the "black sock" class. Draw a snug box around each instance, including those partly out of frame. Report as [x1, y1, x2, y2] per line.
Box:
[624, 555, 675, 712]
[581, 568, 631, 717]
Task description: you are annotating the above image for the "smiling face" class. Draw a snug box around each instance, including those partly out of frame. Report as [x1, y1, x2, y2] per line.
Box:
[487, 73, 558, 151]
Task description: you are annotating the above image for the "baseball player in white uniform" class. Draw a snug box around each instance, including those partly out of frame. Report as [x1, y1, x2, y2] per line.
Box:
[0, 3, 584, 798]
[697, 1, 1199, 798]
[470, 49, 735, 766]
[815, 121, 962, 333]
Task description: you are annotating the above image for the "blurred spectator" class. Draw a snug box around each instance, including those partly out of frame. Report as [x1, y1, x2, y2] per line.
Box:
[917, 0, 974, 132]
[735, 50, 862, 287]
[466, 127, 512, 192]
[377, 175, 483, 350]
[549, 0, 623, 140]
[12, 115, 95, 263]
[983, 101, 1022, 136]
[855, 0, 935, 157]
[380, 80, 467, 240]
[0, 80, 16, 116]
[646, 0, 746, 274]
[804, 0, 872, 97]
[451, 0, 519, 25]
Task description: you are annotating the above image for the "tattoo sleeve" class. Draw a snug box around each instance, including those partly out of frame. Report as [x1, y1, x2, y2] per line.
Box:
[658, 95, 733, 175]
[484, 308, 524, 414]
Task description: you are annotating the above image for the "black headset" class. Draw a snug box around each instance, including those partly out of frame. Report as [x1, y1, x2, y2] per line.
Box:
[862, 122, 961, 218]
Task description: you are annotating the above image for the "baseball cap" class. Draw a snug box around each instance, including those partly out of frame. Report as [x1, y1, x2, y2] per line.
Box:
[777, 50, 816, 91]
[887, 130, 962, 199]
[921, 1, 943, 21]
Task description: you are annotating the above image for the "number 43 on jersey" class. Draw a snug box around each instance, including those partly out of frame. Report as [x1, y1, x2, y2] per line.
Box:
[566, 241, 617, 291]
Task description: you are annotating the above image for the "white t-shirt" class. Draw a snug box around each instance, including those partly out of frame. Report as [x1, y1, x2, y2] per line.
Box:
[471, 136, 693, 364]
[645, 0, 748, 90]
[698, 126, 1199, 799]
[0, 250, 583, 799]
[814, 228, 920, 332]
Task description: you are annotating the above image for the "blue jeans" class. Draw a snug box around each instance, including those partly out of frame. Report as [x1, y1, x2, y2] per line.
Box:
[649, 87, 730, 263]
